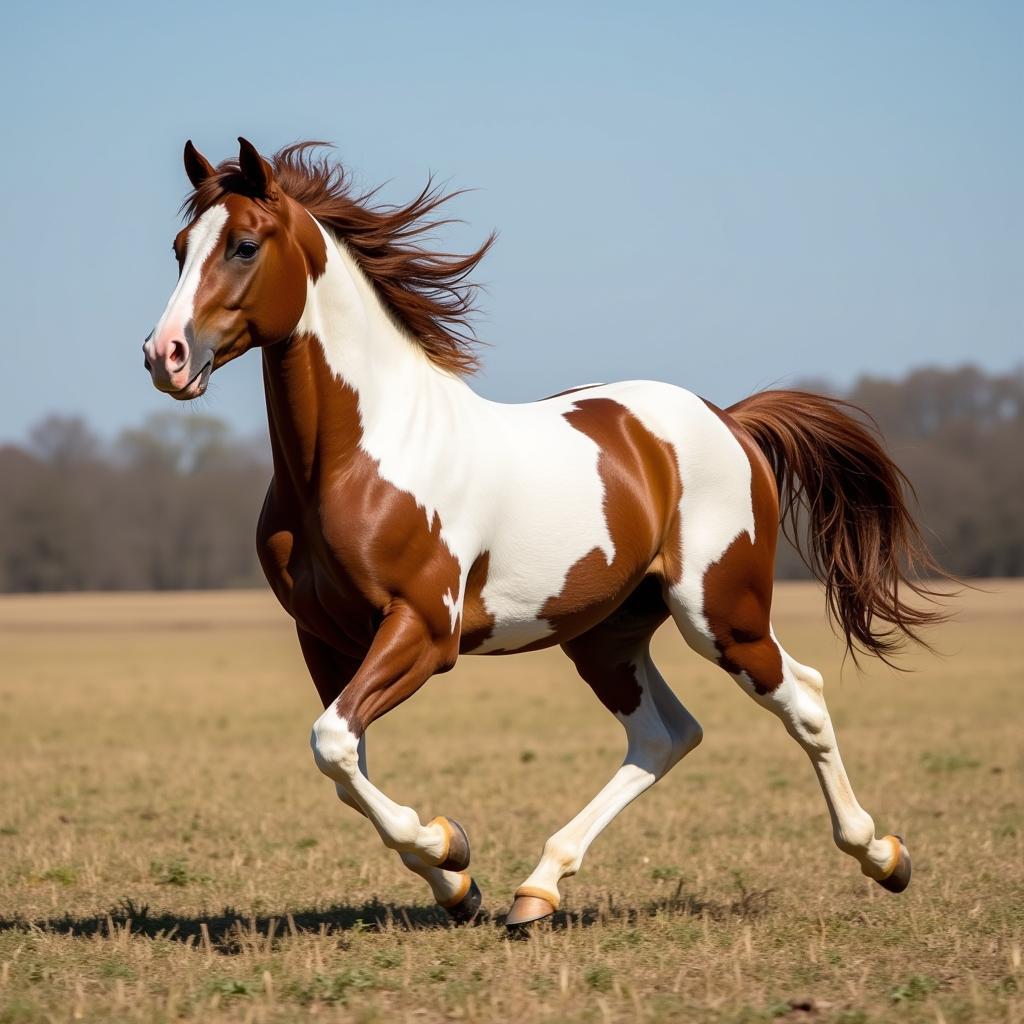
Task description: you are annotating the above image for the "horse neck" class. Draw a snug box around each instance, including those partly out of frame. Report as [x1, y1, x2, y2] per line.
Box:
[262, 221, 476, 492]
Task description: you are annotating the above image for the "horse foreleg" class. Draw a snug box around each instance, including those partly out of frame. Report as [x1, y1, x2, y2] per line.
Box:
[332, 737, 481, 922]
[307, 607, 482, 920]
[299, 622, 480, 922]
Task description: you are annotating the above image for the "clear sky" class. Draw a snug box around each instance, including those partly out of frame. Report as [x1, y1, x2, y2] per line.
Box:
[1, 1, 1020, 442]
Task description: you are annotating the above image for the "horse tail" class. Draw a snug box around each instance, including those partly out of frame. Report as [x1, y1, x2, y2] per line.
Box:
[726, 389, 950, 665]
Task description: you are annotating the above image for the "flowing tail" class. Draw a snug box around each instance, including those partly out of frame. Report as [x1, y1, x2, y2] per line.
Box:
[727, 389, 950, 664]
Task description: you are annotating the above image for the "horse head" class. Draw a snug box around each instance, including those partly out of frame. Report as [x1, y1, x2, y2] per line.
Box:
[143, 138, 322, 399]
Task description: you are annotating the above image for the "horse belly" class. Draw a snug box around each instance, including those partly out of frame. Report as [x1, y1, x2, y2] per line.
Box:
[461, 397, 676, 654]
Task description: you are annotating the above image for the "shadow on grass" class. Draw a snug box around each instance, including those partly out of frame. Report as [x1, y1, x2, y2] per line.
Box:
[0, 898, 459, 949]
[0, 881, 774, 951]
[527, 880, 775, 936]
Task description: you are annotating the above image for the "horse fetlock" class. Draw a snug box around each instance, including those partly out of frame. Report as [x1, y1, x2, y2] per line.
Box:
[542, 835, 582, 877]
[833, 812, 876, 857]
[379, 805, 432, 853]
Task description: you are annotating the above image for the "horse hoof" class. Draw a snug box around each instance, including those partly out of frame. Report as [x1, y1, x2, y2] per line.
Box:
[443, 877, 482, 925]
[505, 893, 556, 930]
[432, 817, 471, 872]
[876, 834, 912, 893]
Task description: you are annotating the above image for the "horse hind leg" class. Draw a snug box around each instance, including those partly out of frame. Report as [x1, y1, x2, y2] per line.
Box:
[507, 582, 704, 927]
[666, 558, 911, 891]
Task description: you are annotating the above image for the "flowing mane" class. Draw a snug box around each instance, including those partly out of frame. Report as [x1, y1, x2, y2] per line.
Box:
[183, 142, 495, 375]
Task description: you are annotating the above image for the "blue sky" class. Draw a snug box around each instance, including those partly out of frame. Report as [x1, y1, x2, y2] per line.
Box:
[0, 1, 1020, 442]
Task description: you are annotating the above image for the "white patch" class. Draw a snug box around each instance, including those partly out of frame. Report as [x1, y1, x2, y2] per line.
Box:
[295, 219, 614, 648]
[516, 655, 702, 904]
[153, 204, 228, 345]
[616, 383, 756, 651]
[293, 216, 756, 652]
[441, 587, 459, 634]
[310, 703, 448, 860]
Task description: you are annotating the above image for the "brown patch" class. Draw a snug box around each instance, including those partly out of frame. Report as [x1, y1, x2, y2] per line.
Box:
[562, 575, 669, 715]
[295, 627, 362, 709]
[589, 660, 643, 716]
[456, 399, 682, 657]
[257, 333, 465, 734]
[183, 141, 493, 375]
[536, 398, 681, 643]
[460, 551, 495, 653]
[699, 401, 784, 694]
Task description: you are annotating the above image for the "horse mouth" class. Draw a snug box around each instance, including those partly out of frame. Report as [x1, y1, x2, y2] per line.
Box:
[170, 357, 213, 401]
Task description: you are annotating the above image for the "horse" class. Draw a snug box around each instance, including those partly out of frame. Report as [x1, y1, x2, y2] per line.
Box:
[143, 138, 945, 927]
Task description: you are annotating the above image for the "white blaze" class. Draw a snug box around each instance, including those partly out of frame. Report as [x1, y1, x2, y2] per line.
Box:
[153, 204, 229, 344]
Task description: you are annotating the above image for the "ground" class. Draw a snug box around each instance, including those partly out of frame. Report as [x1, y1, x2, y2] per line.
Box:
[0, 581, 1021, 1023]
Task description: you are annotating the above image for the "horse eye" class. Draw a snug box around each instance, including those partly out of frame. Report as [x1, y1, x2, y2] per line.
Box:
[234, 240, 260, 260]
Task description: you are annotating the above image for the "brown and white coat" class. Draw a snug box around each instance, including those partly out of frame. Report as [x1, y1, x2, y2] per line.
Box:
[144, 140, 938, 924]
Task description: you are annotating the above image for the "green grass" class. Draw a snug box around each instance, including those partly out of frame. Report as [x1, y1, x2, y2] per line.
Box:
[0, 583, 1022, 1022]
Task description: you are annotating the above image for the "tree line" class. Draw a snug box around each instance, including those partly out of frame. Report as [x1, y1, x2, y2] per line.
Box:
[0, 414, 270, 591]
[774, 364, 1023, 580]
[0, 364, 1020, 592]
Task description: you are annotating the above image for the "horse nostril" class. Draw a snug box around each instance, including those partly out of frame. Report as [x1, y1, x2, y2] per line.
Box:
[144, 358, 152, 372]
[169, 339, 188, 369]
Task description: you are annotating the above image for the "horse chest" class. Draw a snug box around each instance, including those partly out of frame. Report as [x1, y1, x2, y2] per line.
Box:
[257, 487, 382, 656]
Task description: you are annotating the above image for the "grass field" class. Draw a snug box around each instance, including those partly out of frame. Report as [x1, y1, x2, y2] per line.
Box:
[0, 582, 1021, 1023]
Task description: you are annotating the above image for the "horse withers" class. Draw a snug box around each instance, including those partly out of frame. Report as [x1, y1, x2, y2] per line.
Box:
[143, 138, 945, 926]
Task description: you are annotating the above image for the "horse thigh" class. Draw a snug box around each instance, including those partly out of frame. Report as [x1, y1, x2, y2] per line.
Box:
[666, 539, 782, 694]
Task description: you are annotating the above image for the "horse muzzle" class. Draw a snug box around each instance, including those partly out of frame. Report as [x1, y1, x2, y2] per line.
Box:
[143, 331, 213, 400]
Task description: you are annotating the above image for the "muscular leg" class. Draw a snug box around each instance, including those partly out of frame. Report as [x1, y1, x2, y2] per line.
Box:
[328, 734, 477, 913]
[666, 574, 911, 891]
[507, 585, 704, 926]
[298, 621, 481, 920]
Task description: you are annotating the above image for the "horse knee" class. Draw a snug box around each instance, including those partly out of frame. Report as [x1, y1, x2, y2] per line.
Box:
[788, 657, 824, 695]
[310, 707, 360, 780]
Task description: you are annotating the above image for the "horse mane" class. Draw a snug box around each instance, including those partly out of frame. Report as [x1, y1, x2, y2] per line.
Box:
[183, 142, 495, 375]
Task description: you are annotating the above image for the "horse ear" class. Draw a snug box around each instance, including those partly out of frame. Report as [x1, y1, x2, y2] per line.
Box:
[237, 137, 276, 198]
[183, 140, 215, 188]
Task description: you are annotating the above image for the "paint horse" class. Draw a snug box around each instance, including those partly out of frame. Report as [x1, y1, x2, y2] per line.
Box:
[144, 139, 944, 927]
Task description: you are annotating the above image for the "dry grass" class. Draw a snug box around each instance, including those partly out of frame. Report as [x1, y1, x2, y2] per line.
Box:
[0, 582, 1021, 1023]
